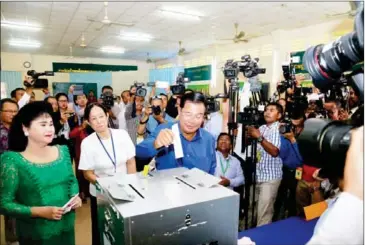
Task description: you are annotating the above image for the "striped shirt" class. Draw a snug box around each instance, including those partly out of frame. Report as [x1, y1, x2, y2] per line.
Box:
[256, 121, 283, 182]
[125, 103, 146, 146]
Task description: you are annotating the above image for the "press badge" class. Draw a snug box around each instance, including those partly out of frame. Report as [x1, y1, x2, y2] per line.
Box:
[295, 167, 303, 180]
[256, 151, 262, 162]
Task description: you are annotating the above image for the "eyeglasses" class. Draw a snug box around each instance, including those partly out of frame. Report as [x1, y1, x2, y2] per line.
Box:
[1, 110, 18, 114]
[181, 111, 204, 120]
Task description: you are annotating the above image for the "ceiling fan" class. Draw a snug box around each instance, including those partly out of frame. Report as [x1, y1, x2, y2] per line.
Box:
[87, 2, 135, 30]
[217, 23, 252, 43]
[326, 1, 359, 18]
[178, 41, 186, 56]
[146, 52, 153, 63]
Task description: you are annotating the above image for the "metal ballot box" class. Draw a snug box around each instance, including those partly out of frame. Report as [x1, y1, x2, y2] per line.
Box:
[97, 167, 239, 245]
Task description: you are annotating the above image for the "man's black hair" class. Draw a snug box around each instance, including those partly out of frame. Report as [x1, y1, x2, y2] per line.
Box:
[101, 85, 113, 93]
[0, 98, 19, 111]
[55, 92, 69, 101]
[121, 90, 130, 97]
[180, 91, 206, 109]
[10, 88, 25, 98]
[159, 93, 168, 99]
[217, 132, 233, 145]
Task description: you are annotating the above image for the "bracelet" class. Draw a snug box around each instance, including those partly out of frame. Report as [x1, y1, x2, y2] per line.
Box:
[140, 118, 149, 124]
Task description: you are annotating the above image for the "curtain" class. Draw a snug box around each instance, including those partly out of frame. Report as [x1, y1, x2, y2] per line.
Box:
[0, 71, 22, 98]
[70, 72, 112, 98]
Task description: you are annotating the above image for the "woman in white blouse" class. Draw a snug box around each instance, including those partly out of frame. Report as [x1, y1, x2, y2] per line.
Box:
[78, 102, 136, 245]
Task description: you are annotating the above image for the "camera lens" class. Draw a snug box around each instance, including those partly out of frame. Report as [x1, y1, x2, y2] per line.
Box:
[304, 28, 363, 90]
[298, 119, 352, 179]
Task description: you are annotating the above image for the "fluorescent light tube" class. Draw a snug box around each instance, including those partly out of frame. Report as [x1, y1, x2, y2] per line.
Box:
[159, 8, 202, 21]
[1, 21, 42, 31]
[9, 39, 41, 48]
[119, 33, 153, 42]
[100, 46, 125, 54]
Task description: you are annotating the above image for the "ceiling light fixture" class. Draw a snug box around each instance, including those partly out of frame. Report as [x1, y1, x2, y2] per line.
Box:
[100, 46, 125, 54]
[158, 8, 202, 21]
[1, 20, 42, 31]
[119, 32, 153, 42]
[9, 39, 41, 48]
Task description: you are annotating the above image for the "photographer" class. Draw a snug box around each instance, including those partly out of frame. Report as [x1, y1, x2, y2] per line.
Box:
[10, 81, 33, 109]
[273, 111, 305, 221]
[117, 90, 130, 131]
[100, 85, 120, 129]
[306, 127, 363, 245]
[246, 102, 283, 227]
[124, 92, 146, 146]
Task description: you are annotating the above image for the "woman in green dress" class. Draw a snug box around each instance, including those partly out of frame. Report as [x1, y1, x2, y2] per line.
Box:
[0, 101, 82, 245]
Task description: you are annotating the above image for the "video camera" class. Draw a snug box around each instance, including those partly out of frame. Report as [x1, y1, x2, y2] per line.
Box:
[206, 96, 220, 114]
[298, 3, 364, 182]
[25, 70, 54, 89]
[237, 106, 265, 128]
[223, 55, 266, 80]
[277, 64, 296, 94]
[171, 72, 190, 95]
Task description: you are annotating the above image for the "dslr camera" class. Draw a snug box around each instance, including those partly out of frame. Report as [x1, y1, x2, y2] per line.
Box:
[298, 3, 364, 182]
[133, 81, 147, 98]
[223, 55, 266, 80]
[277, 64, 296, 93]
[151, 105, 162, 116]
[25, 70, 54, 89]
[100, 91, 116, 109]
[171, 72, 190, 95]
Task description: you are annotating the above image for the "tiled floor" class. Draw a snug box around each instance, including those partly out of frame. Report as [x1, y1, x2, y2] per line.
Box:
[75, 201, 92, 245]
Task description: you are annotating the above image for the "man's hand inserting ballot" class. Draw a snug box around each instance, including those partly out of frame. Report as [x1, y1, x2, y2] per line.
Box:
[154, 128, 174, 149]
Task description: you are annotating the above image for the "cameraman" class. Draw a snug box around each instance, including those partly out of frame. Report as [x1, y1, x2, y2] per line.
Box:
[138, 96, 174, 137]
[246, 102, 283, 226]
[307, 127, 363, 245]
[100, 85, 120, 128]
[348, 87, 360, 117]
[273, 111, 305, 221]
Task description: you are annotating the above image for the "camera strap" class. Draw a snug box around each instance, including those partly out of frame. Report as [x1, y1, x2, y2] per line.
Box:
[97, 129, 117, 173]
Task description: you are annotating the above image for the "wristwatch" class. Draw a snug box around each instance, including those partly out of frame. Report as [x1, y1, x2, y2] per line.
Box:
[257, 136, 264, 143]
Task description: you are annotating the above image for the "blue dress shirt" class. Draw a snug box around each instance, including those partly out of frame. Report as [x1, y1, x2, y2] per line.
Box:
[136, 121, 217, 175]
[279, 136, 303, 169]
[146, 112, 175, 135]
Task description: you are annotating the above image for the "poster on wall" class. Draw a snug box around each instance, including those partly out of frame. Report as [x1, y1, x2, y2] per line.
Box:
[1, 82, 7, 98]
[53, 62, 138, 73]
[184, 65, 212, 82]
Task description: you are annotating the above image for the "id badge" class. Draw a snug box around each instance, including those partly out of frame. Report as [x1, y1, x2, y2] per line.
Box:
[295, 167, 303, 180]
[256, 151, 262, 162]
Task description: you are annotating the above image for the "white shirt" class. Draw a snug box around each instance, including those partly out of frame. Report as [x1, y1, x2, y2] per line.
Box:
[18, 92, 31, 109]
[118, 102, 127, 131]
[204, 112, 223, 142]
[214, 151, 244, 189]
[78, 128, 135, 196]
[307, 192, 363, 245]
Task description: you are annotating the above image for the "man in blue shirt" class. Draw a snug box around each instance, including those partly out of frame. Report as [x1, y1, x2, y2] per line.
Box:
[136, 92, 216, 175]
[145, 95, 175, 135]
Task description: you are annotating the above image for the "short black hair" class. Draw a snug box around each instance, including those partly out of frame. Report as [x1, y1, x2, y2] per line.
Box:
[159, 93, 168, 99]
[265, 102, 283, 116]
[121, 90, 130, 97]
[55, 93, 69, 101]
[44, 96, 56, 103]
[217, 132, 233, 144]
[102, 85, 113, 93]
[84, 102, 108, 121]
[8, 101, 53, 152]
[130, 85, 136, 90]
[10, 88, 25, 98]
[184, 89, 194, 94]
[180, 91, 206, 109]
[0, 98, 19, 111]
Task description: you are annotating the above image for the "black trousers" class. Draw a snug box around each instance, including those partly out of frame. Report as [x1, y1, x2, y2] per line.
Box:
[90, 195, 101, 245]
[272, 166, 298, 221]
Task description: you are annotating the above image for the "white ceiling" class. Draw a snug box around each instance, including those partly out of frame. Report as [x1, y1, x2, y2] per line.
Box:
[0, 1, 351, 61]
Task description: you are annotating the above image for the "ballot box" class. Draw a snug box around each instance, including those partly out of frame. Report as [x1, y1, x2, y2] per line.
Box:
[97, 167, 239, 245]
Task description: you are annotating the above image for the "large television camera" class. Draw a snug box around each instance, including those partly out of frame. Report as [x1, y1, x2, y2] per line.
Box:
[25, 70, 54, 89]
[100, 91, 116, 109]
[298, 3, 364, 182]
[223, 55, 266, 80]
[206, 96, 220, 114]
[171, 72, 190, 95]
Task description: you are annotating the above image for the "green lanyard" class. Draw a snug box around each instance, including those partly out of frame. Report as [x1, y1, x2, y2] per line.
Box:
[219, 155, 230, 176]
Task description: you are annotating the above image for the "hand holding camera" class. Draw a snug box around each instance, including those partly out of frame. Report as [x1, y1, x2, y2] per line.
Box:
[246, 126, 260, 139]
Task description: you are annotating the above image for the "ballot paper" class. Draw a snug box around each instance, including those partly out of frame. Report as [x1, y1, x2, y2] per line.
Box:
[172, 123, 184, 159]
[174, 168, 221, 188]
[62, 193, 79, 214]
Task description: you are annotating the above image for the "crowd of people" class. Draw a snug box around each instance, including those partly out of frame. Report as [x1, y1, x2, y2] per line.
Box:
[0, 75, 362, 245]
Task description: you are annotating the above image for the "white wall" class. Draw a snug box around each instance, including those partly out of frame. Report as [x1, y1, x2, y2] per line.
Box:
[156, 18, 350, 96]
[1, 52, 153, 99]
